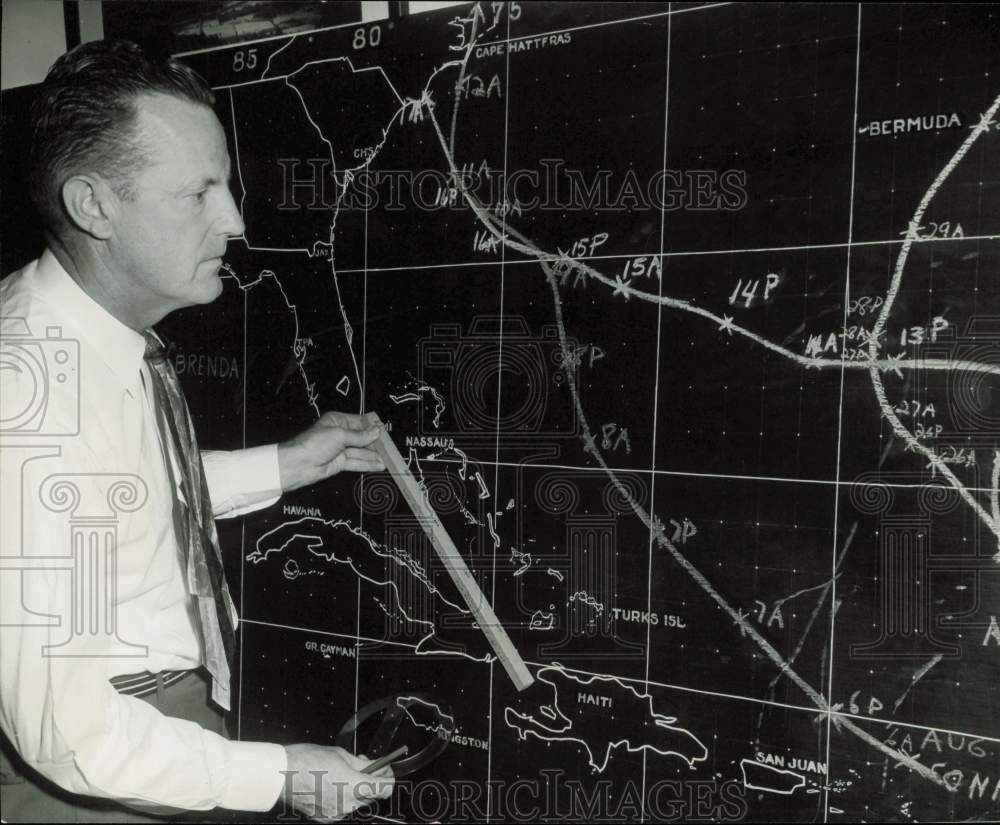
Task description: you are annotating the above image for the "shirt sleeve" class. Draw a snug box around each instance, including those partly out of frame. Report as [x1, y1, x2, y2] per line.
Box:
[0, 611, 288, 812]
[201, 444, 282, 519]
[0, 430, 287, 812]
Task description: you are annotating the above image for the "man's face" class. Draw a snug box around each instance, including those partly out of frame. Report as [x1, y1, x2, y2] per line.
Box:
[108, 93, 244, 322]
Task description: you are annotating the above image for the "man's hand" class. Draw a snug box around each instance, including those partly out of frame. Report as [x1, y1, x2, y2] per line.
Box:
[278, 412, 384, 492]
[280, 743, 394, 821]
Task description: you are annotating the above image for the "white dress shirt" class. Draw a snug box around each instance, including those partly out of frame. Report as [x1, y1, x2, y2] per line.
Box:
[0, 251, 287, 812]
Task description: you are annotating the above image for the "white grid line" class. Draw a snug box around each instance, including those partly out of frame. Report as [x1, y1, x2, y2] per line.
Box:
[641, 7, 674, 818]
[238, 619, 1000, 746]
[415, 455, 999, 495]
[236, 281, 249, 742]
[485, 10, 515, 820]
[232, 232, 1000, 273]
[498, 2, 730, 45]
[824, 6, 863, 820]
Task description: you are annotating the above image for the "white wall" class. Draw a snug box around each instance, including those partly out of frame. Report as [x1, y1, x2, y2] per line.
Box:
[1, 0, 66, 90]
[79, 0, 104, 43]
[362, 1, 390, 22]
[407, 1, 466, 12]
[363, 2, 465, 21]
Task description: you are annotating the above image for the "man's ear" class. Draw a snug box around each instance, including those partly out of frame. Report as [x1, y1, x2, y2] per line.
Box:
[60, 174, 118, 240]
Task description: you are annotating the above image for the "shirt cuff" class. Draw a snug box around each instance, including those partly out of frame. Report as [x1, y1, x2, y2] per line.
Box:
[202, 444, 282, 518]
[216, 739, 288, 811]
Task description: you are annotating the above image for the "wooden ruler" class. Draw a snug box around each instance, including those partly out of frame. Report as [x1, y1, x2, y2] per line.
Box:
[364, 413, 534, 692]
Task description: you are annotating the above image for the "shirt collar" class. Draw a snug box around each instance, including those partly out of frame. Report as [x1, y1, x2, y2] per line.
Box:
[32, 249, 148, 386]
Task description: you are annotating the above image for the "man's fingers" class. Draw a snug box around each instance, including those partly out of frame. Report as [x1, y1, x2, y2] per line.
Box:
[317, 411, 349, 428]
[283, 743, 395, 820]
[371, 776, 394, 799]
[341, 459, 385, 474]
[343, 446, 383, 462]
[336, 447, 384, 474]
[318, 411, 381, 432]
[316, 427, 380, 459]
[336, 426, 382, 448]
[316, 444, 384, 478]
[343, 748, 379, 772]
[355, 773, 394, 800]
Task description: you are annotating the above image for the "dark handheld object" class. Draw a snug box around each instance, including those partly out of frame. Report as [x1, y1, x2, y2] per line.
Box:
[361, 745, 409, 774]
[337, 693, 453, 777]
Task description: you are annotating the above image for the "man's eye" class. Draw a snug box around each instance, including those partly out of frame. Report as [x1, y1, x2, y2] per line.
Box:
[191, 190, 207, 202]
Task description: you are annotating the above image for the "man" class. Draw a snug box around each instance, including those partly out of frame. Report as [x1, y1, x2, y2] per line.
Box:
[0, 40, 392, 821]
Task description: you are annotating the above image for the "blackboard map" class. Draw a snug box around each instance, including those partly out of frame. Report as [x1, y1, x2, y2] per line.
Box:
[504, 664, 710, 773]
[167, 3, 1000, 821]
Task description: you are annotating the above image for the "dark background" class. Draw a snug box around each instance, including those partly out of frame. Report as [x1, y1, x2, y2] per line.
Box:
[3, 3, 998, 822]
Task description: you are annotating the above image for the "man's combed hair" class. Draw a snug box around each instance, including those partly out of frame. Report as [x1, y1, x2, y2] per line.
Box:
[29, 39, 216, 230]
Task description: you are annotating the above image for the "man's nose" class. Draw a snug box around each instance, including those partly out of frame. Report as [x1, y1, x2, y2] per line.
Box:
[217, 186, 245, 238]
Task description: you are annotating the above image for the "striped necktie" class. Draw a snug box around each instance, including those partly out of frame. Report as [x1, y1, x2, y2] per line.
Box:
[142, 331, 237, 711]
